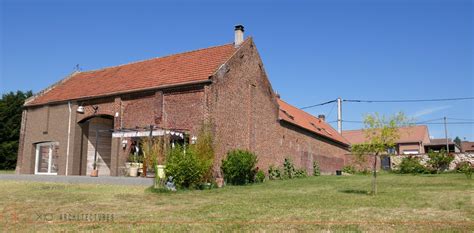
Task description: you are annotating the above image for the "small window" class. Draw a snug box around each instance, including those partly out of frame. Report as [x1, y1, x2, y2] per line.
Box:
[403, 150, 419, 155]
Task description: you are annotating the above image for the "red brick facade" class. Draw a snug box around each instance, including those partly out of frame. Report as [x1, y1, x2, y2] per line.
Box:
[16, 38, 351, 177]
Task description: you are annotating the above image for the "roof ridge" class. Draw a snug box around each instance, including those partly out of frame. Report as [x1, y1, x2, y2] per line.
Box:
[79, 42, 234, 75]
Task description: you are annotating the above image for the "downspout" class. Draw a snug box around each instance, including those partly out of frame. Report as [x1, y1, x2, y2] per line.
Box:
[65, 101, 72, 176]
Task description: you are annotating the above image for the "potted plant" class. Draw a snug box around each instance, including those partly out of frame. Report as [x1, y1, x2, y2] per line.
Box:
[129, 154, 139, 177]
[90, 161, 99, 177]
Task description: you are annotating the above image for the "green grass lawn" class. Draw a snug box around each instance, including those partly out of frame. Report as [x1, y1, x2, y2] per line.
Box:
[0, 170, 15, 174]
[0, 173, 472, 232]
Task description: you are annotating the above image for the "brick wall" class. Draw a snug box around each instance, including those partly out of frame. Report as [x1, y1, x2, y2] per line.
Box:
[17, 85, 207, 175]
[18, 39, 351, 177]
[208, 38, 350, 176]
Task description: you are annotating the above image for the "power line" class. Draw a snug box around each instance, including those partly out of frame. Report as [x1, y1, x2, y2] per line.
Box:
[340, 120, 474, 125]
[300, 99, 337, 109]
[416, 118, 444, 124]
[343, 97, 474, 103]
[326, 102, 337, 120]
[447, 117, 474, 121]
[423, 122, 474, 125]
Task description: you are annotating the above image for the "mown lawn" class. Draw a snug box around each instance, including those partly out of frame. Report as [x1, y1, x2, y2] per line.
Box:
[0, 173, 472, 232]
[0, 170, 15, 174]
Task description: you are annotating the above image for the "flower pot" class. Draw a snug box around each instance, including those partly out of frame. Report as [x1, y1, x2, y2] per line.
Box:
[157, 165, 166, 179]
[129, 167, 138, 177]
[90, 169, 99, 177]
[216, 178, 224, 188]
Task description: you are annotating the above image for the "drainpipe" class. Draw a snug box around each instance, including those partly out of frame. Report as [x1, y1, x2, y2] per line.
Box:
[65, 101, 72, 176]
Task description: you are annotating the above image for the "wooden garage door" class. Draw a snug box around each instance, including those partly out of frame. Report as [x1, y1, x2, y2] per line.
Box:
[86, 117, 113, 176]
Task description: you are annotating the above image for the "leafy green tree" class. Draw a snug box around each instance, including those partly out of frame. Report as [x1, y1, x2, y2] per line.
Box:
[454, 136, 462, 148]
[352, 112, 408, 195]
[0, 91, 33, 170]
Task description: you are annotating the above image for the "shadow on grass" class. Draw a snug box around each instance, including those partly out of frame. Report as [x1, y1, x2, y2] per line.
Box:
[339, 189, 370, 195]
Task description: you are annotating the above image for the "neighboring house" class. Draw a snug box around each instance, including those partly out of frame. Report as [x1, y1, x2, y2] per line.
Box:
[342, 125, 431, 155]
[16, 26, 350, 177]
[460, 141, 474, 153]
[424, 138, 460, 153]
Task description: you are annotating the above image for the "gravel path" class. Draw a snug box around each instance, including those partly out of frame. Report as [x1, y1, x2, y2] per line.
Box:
[0, 174, 153, 186]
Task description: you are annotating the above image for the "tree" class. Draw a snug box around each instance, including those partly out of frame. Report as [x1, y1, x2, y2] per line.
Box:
[0, 91, 33, 170]
[454, 136, 462, 148]
[352, 112, 408, 195]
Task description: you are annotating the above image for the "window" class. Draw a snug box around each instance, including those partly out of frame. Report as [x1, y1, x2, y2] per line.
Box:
[387, 147, 396, 154]
[35, 142, 59, 175]
[403, 150, 419, 155]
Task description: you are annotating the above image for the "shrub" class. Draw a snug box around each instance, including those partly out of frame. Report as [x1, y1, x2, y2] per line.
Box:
[165, 145, 205, 189]
[268, 165, 281, 180]
[221, 150, 258, 185]
[192, 122, 215, 183]
[426, 149, 454, 173]
[456, 162, 473, 179]
[313, 160, 321, 176]
[397, 156, 429, 174]
[255, 170, 265, 183]
[283, 158, 296, 179]
[294, 169, 307, 178]
[342, 165, 356, 174]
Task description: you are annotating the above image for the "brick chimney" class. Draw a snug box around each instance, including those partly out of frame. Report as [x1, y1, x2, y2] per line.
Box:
[234, 25, 244, 47]
[318, 114, 326, 122]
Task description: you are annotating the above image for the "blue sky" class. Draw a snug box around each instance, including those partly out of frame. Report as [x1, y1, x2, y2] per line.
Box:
[1, 0, 473, 140]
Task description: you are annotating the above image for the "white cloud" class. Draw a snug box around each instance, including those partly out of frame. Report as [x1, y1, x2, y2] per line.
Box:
[412, 105, 451, 118]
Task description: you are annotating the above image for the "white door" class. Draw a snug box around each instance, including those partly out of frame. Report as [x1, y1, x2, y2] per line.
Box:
[35, 142, 59, 175]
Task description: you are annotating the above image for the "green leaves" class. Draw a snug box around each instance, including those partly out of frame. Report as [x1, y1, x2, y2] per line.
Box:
[221, 150, 258, 185]
[0, 90, 32, 170]
[426, 149, 454, 173]
[353, 112, 410, 156]
[165, 145, 205, 189]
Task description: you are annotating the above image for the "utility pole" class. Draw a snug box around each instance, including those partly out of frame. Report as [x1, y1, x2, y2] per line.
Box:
[337, 97, 342, 133]
[444, 117, 449, 153]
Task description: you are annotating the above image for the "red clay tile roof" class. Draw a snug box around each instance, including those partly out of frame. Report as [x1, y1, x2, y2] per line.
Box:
[461, 141, 474, 152]
[277, 99, 350, 146]
[342, 125, 430, 145]
[426, 138, 454, 145]
[27, 43, 238, 106]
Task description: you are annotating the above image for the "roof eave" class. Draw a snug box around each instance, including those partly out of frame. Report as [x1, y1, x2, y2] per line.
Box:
[25, 79, 212, 107]
[279, 117, 350, 147]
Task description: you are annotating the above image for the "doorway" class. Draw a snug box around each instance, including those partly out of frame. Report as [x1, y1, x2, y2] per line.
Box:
[85, 117, 113, 176]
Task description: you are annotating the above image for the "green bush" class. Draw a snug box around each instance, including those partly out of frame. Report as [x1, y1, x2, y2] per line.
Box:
[294, 169, 307, 178]
[396, 156, 429, 174]
[342, 165, 356, 174]
[255, 170, 265, 183]
[268, 165, 281, 180]
[283, 158, 296, 179]
[221, 150, 258, 185]
[456, 162, 473, 179]
[165, 145, 205, 189]
[313, 160, 321, 176]
[426, 149, 454, 173]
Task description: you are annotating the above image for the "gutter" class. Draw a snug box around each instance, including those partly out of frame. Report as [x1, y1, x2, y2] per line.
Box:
[24, 79, 212, 107]
[65, 101, 72, 176]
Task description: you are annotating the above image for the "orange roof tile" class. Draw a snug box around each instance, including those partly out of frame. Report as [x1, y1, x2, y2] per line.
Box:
[27, 43, 237, 106]
[277, 99, 350, 146]
[461, 141, 474, 152]
[342, 125, 430, 145]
